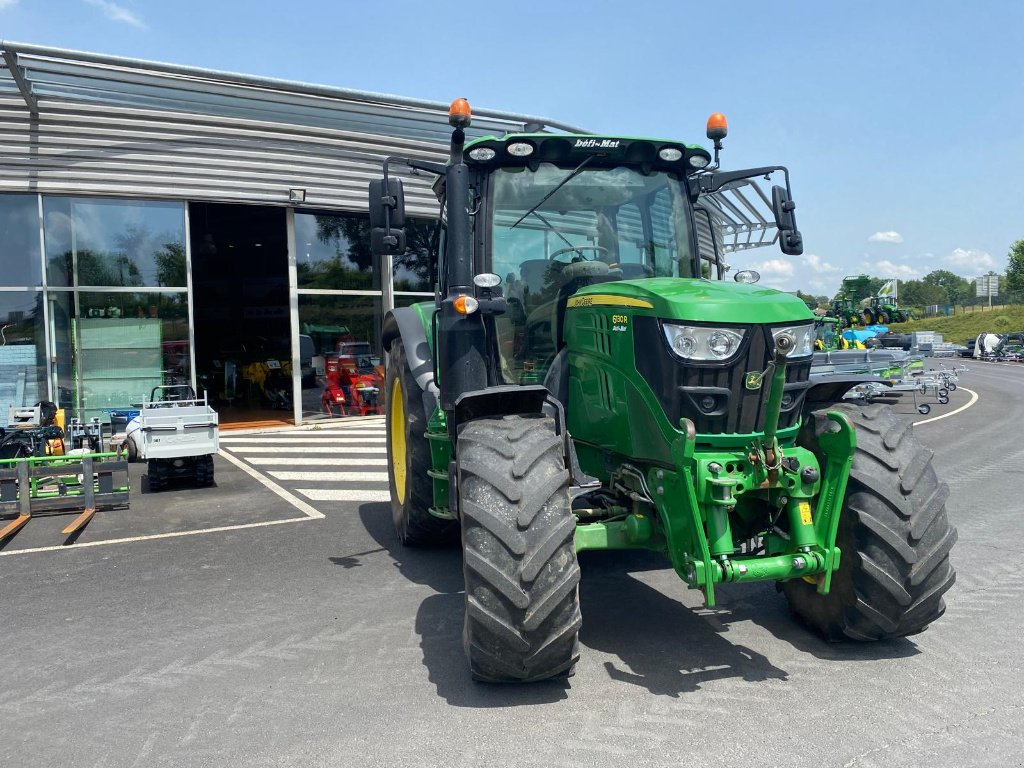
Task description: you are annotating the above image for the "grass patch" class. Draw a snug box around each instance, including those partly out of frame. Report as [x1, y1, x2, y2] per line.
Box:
[886, 305, 1024, 342]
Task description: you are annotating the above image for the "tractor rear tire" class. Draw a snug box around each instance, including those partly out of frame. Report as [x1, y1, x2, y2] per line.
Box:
[457, 415, 581, 682]
[862, 309, 874, 325]
[782, 403, 957, 641]
[384, 339, 457, 546]
[878, 310, 890, 324]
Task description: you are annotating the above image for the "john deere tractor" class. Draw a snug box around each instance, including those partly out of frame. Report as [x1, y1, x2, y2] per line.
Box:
[828, 295, 861, 328]
[371, 101, 956, 682]
[862, 295, 910, 325]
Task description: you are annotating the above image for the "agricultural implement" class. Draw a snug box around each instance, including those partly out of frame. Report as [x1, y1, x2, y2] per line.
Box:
[371, 101, 957, 682]
[0, 421, 129, 545]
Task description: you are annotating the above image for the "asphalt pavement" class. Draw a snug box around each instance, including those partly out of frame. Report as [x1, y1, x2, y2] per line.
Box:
[2, 363, 1022, 768]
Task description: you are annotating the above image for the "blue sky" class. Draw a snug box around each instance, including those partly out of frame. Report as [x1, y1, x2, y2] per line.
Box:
[3, 0, 1022, 295]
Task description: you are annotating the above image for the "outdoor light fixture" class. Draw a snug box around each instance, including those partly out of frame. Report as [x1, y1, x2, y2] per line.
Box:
[289, 188, 306, 204]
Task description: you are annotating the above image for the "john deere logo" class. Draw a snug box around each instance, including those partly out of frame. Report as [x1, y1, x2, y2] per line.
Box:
[745, 371, 764, 390]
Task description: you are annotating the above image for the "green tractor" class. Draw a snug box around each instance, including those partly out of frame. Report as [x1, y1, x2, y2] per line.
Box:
[862, 295, 910, 325]
[370, 101, 956, 682]
[828, 295, 860, 328]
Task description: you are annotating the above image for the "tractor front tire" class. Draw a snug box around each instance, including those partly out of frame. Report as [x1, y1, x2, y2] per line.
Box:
[783, 403, 957, 641]
[385, 339, 457, 546]
[457, 415, 581, 682]
[877, 310, 890, 324]
[862, 309, 875, 325]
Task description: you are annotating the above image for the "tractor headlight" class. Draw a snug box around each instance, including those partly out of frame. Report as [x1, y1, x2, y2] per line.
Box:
[772, 324, 815, 358]
[663, 324, 746, 362]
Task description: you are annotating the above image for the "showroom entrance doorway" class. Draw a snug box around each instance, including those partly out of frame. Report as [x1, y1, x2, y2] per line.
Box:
[189, 203, 292, 426]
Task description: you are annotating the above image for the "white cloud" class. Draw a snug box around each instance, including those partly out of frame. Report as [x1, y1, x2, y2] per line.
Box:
[84, 0, 146, 28]
[868, 231, 904, 244]
[945, 247, 996, 272]
[801, 253, 841, 275]
[0, 0, 20, 10]
[748, 257, 795, 289]
[875, 259, 919, 279]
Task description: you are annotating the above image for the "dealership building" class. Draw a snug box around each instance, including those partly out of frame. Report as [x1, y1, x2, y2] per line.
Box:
[0, 41, 582, 427]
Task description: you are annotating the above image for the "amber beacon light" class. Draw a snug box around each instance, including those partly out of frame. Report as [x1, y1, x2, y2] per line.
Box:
[706, 112, 728, 142]
[449, 98, 472, 128]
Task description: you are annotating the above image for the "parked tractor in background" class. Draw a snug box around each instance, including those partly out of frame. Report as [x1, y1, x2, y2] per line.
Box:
[371, 101, 956, 682]
[862, 295, 909, 325]
[828, 295, 860, 328]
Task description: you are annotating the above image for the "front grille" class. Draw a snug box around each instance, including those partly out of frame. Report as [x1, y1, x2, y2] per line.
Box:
[633, 317, 812, 435]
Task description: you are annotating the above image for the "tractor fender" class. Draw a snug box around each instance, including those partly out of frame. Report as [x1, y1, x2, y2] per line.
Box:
[382, 306, 438, 416]
[452, 385, 598, 497]
[805, 373, 887, 406]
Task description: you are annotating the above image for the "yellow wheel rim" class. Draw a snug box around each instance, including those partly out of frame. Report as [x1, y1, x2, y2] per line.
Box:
[390, 376, 407, 505]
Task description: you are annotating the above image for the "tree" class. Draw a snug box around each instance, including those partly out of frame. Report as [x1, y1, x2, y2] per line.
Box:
[899, 279, 946, 307]
[922, 270, 970, 306]
[1006, 240, 1024, 294]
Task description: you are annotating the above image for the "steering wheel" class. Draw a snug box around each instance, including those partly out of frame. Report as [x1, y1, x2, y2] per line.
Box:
[548, 245, 609, 263]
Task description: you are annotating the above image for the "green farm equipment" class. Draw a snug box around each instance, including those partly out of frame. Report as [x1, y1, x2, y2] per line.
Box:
[814, 316, 841, 351]
[862, 295, 910, 325]
[828, 296, 860, 328]
[371, 102, 956, 682]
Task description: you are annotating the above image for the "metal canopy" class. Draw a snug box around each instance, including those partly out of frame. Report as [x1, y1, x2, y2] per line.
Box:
[699, 177, 780, 253]
[0, 40, 588, 142]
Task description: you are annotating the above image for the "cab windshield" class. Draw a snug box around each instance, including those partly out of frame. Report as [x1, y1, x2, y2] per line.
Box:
[489, 163, 696, 383]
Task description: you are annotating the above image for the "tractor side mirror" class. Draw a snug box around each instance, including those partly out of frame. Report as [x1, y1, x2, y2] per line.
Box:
[771, 185, 803, 256]
[369, 178, 407, 256]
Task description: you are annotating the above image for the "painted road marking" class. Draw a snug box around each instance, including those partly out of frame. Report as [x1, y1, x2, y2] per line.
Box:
[218, 437, 387, 445]
[268, 471, 389, 482]
[914, 386, 979, 426]
[0, 517, 315, 558]
[221, 445, 386, 454]
[217, 450, 325, 519]
[297, 488, 391, 502]
[221, 430, 383, 440]
[247, 457, 388, 466]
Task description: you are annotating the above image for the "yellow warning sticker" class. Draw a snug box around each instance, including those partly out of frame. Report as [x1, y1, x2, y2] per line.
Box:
[799, 501, 813, 525]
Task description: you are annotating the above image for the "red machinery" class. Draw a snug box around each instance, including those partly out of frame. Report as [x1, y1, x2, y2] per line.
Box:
[321, 353, 383, 417]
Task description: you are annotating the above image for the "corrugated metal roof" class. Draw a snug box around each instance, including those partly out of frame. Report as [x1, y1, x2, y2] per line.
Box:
[0, 41, 588, 212]
[0, 40, 587, 142]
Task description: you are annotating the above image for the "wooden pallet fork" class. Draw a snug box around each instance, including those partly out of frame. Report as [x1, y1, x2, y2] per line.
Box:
[0, 453, 130, 544]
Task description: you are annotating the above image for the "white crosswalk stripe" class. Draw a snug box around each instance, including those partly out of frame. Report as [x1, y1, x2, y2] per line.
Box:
[220, 417, 391, 506]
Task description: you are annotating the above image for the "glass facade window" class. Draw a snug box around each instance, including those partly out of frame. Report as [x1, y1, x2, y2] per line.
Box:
[0, 195, 42, 287]
[297, 295, 383, 419]
[391, 217, 438, 293]
[0, 192, 431, 426]
[0, 291, 47, 417]
[294, 211, 379, 290]
[44, 197, 187, 288]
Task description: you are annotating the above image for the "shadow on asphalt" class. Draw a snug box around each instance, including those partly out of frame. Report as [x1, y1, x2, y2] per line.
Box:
[353, 504, 918, 703]
[356, 503, 572, 706]
[577, 550, 789, 696]
[726, 582, 922, 663]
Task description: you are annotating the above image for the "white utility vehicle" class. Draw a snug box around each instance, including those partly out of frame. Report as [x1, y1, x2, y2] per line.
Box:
[124, 385, 219, 491]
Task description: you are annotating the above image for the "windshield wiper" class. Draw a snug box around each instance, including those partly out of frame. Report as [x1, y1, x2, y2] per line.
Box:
[510, 154, 595, 229]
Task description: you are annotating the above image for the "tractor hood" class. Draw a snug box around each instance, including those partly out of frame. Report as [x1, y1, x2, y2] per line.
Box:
[571, 278, 815, 325]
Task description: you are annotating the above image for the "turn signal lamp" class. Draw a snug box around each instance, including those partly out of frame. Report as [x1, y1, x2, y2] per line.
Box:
[449, 98, 472, 128]
[453, 295, 479, 314]
[706, 112, 728, 141]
